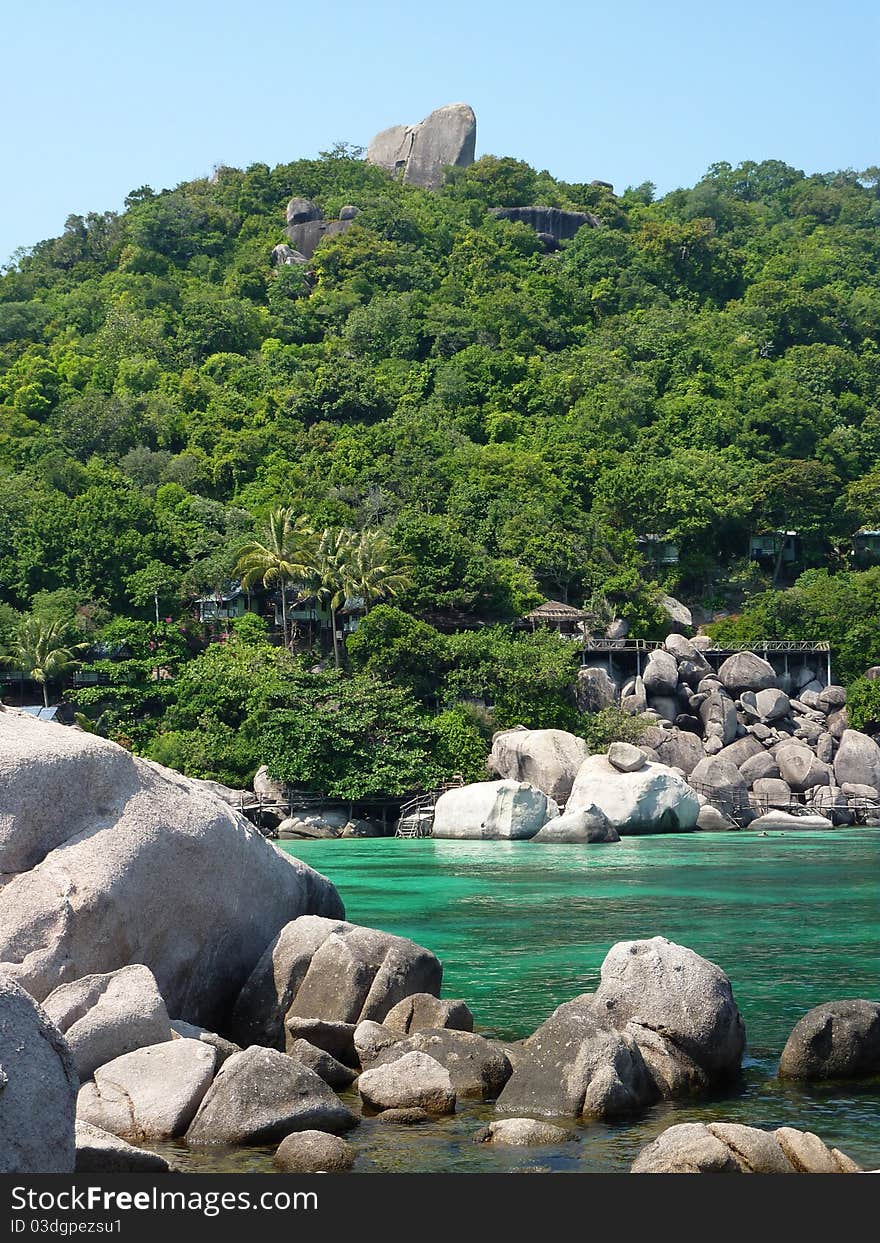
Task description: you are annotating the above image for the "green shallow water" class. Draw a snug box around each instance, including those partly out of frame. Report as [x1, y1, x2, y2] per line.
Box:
[159, 830, 880, 1173]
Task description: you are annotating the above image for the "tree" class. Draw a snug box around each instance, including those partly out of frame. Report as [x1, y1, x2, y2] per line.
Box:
[1, 616, 87, 707]
[313, 527, 355, 670]
[234, 509, 316, 648]
[345, 529, 414, 612]
[126, 560, 179, 625]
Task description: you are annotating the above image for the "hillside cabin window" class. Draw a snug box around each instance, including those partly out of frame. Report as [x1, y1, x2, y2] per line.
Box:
[636, 535, 679, 565]
[749, 531, 800, 568]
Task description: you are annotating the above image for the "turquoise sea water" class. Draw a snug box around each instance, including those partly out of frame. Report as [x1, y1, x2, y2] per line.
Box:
[159, 830, 880, 1173]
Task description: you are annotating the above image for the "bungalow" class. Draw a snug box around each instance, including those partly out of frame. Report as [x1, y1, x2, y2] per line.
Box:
[749, 530, 801, 570]
[636, 534, 680, 566]
[523, 600, 589, 635]
[194, 582, 254, 624]
[852, 528, 880, 567]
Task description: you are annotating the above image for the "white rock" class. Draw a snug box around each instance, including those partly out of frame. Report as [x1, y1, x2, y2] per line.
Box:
[432, 780, 557, 840]
[567, 756, 700, 834]
[488, 728, 588, 803]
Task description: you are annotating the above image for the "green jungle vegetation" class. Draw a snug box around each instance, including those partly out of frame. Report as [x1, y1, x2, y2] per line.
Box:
[3, 145, 880, 791]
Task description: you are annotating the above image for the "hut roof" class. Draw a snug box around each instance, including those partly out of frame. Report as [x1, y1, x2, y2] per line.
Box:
[525, 600, 589, 622]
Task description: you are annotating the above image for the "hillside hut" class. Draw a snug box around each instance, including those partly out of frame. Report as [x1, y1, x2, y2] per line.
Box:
[524, 600, 589, 635]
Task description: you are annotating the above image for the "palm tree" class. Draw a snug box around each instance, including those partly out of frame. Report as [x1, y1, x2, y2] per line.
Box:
[346, 529, 414, 612]
[313, 527, 356, 670]
[233, 509, 317, 648]
[1, 617, 88, 708]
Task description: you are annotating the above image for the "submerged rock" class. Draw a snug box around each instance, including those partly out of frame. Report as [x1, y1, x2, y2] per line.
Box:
[631, 1121, 861, 1173]
[474, 1118, 574, 1146]
[274, 1129, 354, 1173]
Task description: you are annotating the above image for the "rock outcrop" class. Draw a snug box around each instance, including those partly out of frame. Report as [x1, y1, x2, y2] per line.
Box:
[373, 1029, 512, 1100]
[366, 103, 476, 189]
[0, 975, 78, 1173]
[566, 753, 700, 834]
[76, 1040, 216, 1141]
[489, 206, 599, 249]
[42, 965, 173, 1082]
[432, 779, 557, 840]
[631, 1122, 861, 1173]
[488, 727, 588, 803]
[186, 1046, 356, 1144]
[778, 1000, 880, 1080]
[74, 1121, 172, 1173]
[228, 916, 442, 1049]
[0, 711, 342, 1028]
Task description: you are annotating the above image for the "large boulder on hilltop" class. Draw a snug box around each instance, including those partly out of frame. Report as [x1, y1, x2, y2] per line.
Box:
[186, 1046, 356, 1144]
[778, 1000, 880, 1080]
[833, 729, 880, 789]
[495, 994, 655, 1120]
[42, 965, 173, 1082]
[595, 936, 745, 1080]
[76, 1040, 215, 1141]
[0, 713, 342, 1028]
[0, 975, 78, 1173]
[631, 1122, 860, 1174]
[432, 779, 555, 840]
[567, 755, 700, 834]
[717, 652, 778, 695]
[488, 727, 588, 803]
[366, 103, 476, 189]
[228, 916, 441, 1050]
[0, 713, 341, 1027]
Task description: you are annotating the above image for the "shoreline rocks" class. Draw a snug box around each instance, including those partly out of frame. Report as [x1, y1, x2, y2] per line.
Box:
[779, 1000, 880, 1080]
[631, 1122, 862, 1173]
[432, 779, 557, 840]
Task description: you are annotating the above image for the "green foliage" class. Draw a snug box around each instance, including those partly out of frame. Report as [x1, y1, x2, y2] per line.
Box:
[844, 677, 880, 731]
[580, 706, 649, 752]
[346, 604, 448, 701]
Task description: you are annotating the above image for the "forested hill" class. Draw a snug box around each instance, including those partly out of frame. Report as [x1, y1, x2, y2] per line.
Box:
[4, 147, 880, 786]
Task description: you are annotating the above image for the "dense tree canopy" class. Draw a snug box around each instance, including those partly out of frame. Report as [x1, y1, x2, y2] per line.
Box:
[3, 147, 880, 789]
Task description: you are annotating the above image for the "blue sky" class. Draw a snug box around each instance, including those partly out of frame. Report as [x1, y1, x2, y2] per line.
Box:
[1, 0, 877, 262]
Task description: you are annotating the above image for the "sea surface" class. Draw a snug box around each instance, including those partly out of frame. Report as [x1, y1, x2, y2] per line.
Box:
[160, 830, 880, 1173]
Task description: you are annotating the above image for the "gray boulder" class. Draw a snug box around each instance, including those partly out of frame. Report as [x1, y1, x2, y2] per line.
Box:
[656, 729, 705, 777]
[358, 1050, 456, 1114]
[754, 687, 791, 721]
[567, 755, 700, 834]
[659, 595, 692, 631]
[489, 205, 599, 246]
[495, 994, 655, 1120]
[595, 936, 745, 1081]
[664, 634, 710, 667]
[576, 665, 617, 713]
[474, 1118, 574, 1146]
[287, 1039, 358, 1089]
[274, 1130, 354, 1173]
[285, 1017, 358, 1066]
[807, 786, 851, 825]
[382, 994, 474, 1036]
[432, 779, 556, 840]
[366, 103, 476, 189]
[700, 690, 738, 745]
[228, 915, 441, 1050]
[689, 756, 749, 808]
[76, 1040, 215, 1141]
[631, 1121, 860, 1173]
[0, 975, 78, 1173]
[270, 243, 308, 267]
[74, 1121, 172, 1173]
[776, 743, 831, 791]
[0, 713, 342, 1028]
[169, 1020, 239, 1066]
[818, 685, 847, 713]
[374, 1029, 512, 1100]
[715, 735, 764, 769]
[642, 650, 679, 696]
[488, 727, 588, 803]
[738, 751, 781, 785]
[187, 1047, 356, 1144]
[42, 965, 172, 1082]
[778, 1000, 880, 1080]
[620, 675, 648, 716]
[696, 805, 738, 832]
[834, 729, 880, 789]
[717, 652, 778, 695]
[285, 198, 322, 226]
[531, 807, 619, 843]
[353, 1020, 400, 1068]
[607, 741, 648, 772]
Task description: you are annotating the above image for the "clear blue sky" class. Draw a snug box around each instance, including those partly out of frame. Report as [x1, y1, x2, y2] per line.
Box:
[2, 0, 877, 263]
